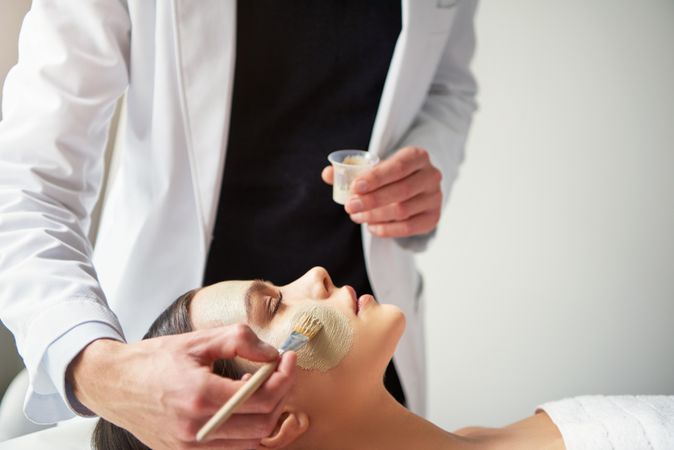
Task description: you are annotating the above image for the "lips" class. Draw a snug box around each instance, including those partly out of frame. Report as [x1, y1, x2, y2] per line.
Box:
[343, 286, 375, 315]
[344, 285, 358, 314]
[357, 294, 373, 313]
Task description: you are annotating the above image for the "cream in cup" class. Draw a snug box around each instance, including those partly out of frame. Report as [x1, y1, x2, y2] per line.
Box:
[327, 150, 379, 205]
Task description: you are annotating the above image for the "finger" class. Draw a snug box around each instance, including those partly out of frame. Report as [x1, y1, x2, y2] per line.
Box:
[241, 351, 296, 413]
[352, 147, 431, 195]
[201, 352, 296, 415]
[205, 391, 286, 441]
[199, 355, 297, 441]
[196, 376, 246, 414]
[191, 325, 279, 364]
[241, 373, 253, 381]
[367, 210, 441, 238]
[321, 165, 334, 185]
[350, 191, 442, 225]
[346, 167, 439, 214]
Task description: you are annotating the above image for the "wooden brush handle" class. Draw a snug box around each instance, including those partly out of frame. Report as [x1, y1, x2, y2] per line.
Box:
[196, 361, 277, 442]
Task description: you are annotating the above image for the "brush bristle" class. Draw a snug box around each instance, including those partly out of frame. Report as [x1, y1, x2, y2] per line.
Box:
[293, 313, 323, 339]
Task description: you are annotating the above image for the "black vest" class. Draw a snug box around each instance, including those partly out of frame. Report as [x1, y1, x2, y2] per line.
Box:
[204, 0, 401, 295]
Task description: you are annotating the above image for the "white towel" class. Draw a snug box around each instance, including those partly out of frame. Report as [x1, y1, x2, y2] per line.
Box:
[538, 395, 674, 450]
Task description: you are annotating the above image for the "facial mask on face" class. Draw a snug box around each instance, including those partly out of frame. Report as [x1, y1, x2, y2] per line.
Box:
[192, 281, 249, 329]
[259, 305, 353, 371]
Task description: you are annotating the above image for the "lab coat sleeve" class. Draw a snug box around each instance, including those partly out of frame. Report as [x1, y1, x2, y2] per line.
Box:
[41, 322, 124, 422]
[393, 0, 479, 252]
[0, 0, 130, 422]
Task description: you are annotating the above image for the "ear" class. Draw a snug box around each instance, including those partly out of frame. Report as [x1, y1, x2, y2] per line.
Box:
[259, 410, 310, 449]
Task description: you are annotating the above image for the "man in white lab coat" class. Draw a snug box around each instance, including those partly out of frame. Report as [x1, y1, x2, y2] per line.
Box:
[0, 0, 477, 448]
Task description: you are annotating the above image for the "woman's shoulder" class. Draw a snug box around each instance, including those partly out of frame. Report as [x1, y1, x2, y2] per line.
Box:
[454, 412, 565, 450]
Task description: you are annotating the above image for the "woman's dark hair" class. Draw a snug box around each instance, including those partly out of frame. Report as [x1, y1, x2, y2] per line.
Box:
[92, 288, 245, 450]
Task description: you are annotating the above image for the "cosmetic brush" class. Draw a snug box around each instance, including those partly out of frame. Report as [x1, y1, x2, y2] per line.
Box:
[196, 312, 323, 442]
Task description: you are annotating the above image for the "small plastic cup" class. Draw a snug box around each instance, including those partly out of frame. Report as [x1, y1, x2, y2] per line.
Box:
[327, 150, 379, 205]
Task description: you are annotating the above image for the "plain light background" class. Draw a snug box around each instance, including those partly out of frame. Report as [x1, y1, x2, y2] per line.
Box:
[1, 0, 673, 433]
[0, 0, 31, 397]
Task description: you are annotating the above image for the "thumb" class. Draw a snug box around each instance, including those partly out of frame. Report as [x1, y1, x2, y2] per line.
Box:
[321, 166, 334, 186]
[192, 325, 279, 364]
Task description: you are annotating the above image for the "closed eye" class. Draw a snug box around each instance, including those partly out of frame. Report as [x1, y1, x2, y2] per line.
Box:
[273, 290, 283, 315]
[246, 280, 284, 325]
[266, 290, 283, 319]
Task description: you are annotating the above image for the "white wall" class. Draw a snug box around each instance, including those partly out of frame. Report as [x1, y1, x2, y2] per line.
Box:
[0, 2, 28, 102]
[1, 0, 673, 433]
[421, 0, 674, 430]
[0, 0, 31, 397]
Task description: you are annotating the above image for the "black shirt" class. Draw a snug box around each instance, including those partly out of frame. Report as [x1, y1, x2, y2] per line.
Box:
[203, 1, 401, 292]
[203, 1, 407, 406]
[204, 0, 405, 405]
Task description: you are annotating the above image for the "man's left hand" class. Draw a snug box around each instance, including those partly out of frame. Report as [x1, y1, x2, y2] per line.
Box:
[322, 146, 443, 238]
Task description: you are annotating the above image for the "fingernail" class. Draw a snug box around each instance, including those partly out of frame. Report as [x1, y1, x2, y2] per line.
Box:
[368, 225, 380, 235]
[348, 198, 363, 213]
[351, 213, 364, 223]
[354, 180, 368, 194]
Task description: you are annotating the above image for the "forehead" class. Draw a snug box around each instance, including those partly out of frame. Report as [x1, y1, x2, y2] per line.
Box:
[190, 280, 251, 329]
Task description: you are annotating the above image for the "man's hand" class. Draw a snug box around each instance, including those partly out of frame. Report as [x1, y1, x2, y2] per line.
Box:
[322, 146, 443, 238]
[70, 325, 296, 450]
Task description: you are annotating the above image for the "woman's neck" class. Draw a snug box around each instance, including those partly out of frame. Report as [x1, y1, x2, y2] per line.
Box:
[300, 386, 475, 450]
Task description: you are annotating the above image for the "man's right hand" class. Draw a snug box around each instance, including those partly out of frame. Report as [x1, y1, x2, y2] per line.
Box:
[69, 324, 296, 449]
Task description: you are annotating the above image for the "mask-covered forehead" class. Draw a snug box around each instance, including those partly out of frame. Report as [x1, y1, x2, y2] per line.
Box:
[190, 280, 250, 329]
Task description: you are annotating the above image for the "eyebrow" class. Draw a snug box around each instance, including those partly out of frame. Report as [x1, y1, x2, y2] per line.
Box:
[244, 279, 271, 323]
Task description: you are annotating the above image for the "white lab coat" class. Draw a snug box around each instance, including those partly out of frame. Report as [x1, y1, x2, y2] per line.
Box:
[0, 0, 477, 422]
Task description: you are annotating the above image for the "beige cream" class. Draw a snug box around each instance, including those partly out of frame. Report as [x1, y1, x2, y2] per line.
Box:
[190, 281, 249, 329]
[342, 155, 368, 166]
[257, 305, 353, 371]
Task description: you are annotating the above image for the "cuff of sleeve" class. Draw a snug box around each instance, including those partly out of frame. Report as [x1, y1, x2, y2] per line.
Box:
[394, 228, 437, 252]
[25, 322, 125, 423]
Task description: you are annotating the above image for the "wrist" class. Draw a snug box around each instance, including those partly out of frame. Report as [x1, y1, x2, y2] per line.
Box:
[67, 338, 126, 413]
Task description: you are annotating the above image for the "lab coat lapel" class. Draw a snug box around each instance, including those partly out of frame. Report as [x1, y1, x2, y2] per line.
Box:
[369, 0, 455, 157]
[364, 0, 455, 295]
[173, 0, 237, 236]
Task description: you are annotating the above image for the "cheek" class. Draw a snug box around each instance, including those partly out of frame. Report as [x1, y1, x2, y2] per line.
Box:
[345, 306, 405, 371]
[255, 306, 354, 372]
[254, 320, 291, 349]
[296, 305, 353, 371]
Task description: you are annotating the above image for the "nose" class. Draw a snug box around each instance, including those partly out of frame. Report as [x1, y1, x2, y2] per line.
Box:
[304, 266, 333, 300]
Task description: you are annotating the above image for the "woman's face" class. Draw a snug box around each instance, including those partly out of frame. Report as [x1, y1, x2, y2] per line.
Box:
[189, 267, 405, 394]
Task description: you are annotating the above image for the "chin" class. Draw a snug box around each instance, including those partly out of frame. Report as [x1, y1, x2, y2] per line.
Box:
[379, 303, 406, 341]
[381, 302, 405, 320]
